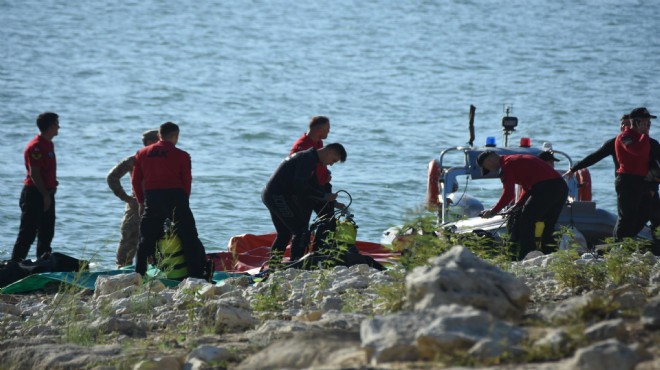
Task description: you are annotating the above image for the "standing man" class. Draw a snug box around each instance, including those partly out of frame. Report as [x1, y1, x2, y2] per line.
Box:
[132, 122, 208, 279]
[107, 129, 159, 267]
[11, 112, 60, 262]
[262, 143, 347, 267]
[289, 116, 341, 251]
[613, 107, 655, 240]
[477, 151, 568, 260]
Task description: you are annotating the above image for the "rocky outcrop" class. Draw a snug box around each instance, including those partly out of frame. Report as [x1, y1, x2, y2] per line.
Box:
[0, 245, 657, 369]
[405, 246, 530, 320]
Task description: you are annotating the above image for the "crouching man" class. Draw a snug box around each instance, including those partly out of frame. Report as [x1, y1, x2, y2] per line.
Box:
[477, 150, 568, 260]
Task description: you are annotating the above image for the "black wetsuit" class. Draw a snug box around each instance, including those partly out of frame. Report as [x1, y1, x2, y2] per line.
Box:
[262, 148, 328, 261]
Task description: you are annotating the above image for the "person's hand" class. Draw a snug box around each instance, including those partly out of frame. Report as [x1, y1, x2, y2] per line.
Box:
[335, 202, 346, 210]
[138, 203, 145, 216]
[326, 192, 338, 202]
[563, 170, 575, 178]
[126, 196, 138, 208]
[479, 209, 494, 218]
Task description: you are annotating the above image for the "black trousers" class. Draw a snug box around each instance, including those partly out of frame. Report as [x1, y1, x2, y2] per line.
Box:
[136, 188, 207, 278]
[512, 178, 568, 260]
[614, 174, 647, 240]
[12, 186, 55, 261]
[262, 192, 311, 262]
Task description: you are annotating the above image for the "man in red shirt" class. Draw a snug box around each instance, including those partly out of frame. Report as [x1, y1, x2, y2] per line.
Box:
[132, 122, 207, 279]
[11, 112, 60, 262]
[478, 151, 568, 260]
[613, 107, 656, 240]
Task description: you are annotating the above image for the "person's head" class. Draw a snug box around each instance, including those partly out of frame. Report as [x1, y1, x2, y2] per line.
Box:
[620, 114, 631, 132]
[629, 107, 655, 135]
[318, 142, 347, 166]
[159, 122, 179, 143]
[142, 129, 159, 146]
[36, 112, 59, 138]
[308, 116, 330, 140]
[476, 150, 500, 176]
[538, 150, 560, 168]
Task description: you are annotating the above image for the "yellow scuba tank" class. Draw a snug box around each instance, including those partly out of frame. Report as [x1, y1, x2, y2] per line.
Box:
[157, 219, 188, 279]
[335, 214, 357, 247]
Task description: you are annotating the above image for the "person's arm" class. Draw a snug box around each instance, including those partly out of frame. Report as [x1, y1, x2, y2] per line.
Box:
[29, 165, 52, 211]
[491, 177, 516, 214]
[107, 156, 135, 203]
[131, 156, 145, 205]
[182, 153, 192, 198]
[568, 139, 615, 174]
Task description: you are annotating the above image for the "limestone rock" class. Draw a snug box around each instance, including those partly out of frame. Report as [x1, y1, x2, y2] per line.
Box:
[238, 330, 363, 370]
[641, 295, 660, 330]
[562, 339, 639, 370]
[94, 273, 142, 299]
[406, 245, 530, 320]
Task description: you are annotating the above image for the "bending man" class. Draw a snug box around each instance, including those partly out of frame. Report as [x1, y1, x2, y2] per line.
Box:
[262, 143, 347, 267]
[477, 151, 568, 260]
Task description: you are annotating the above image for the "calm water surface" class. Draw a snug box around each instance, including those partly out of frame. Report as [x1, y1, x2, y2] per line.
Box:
[1, 0, 659, 269]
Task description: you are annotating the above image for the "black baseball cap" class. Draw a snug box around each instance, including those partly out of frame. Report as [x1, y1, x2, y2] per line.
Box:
[477, 150, 495, 175]
[630, 107, 657, 119]
[538, 151, 560, 162]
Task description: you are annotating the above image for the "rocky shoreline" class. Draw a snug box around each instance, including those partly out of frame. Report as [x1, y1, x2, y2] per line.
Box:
[1, 245, 659, 370]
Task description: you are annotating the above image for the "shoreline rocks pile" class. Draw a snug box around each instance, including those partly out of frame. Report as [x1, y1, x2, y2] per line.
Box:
[0, 245, 658, 370]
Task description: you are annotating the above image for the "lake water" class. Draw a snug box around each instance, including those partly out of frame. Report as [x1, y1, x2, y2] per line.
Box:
[1, 0, 659, 269]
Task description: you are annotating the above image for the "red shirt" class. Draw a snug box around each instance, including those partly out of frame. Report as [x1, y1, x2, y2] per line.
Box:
[491, 154, 562, 213]
[615, 127, 649, 176]
[23, 134, 57, 189]
[131, 140, 192, 204]
[289, 133, 331, 185]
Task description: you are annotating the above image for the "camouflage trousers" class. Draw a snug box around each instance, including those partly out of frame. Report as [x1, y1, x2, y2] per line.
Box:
[116, 202, 140, 266]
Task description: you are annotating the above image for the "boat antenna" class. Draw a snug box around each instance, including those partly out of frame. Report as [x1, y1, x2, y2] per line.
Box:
[502, 104, 518, 147]
[468, 105, 476, 147]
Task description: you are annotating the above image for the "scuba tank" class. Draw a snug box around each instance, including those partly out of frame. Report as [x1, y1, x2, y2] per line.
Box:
[335, 210, 358, 250]
[156, 219, 188, 279]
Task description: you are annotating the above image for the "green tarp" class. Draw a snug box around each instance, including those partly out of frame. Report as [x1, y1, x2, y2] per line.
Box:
[0, 268, 250, 294]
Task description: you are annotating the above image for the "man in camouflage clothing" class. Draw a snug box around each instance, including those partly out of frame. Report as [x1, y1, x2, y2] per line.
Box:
[107, 130, 159, 267]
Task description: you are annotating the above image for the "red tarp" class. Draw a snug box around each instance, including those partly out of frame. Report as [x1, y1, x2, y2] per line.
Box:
[207, 233, 399, 274]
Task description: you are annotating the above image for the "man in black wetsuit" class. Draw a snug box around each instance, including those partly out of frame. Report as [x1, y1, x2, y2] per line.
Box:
[262, 143, 347, 267]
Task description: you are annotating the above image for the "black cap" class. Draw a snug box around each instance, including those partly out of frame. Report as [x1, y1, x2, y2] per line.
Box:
[477, 150, 495, 175]
[539, 151, 560, 162]
[630, 107, 657, 119]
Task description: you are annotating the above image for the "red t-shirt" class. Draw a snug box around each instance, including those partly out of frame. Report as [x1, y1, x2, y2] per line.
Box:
[23, 134, 57, 189]
[290, 133, 331, 185]
[131, 140, 192, 204]
[615, 127, 649, 176]
[491, 154, 562, 213]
